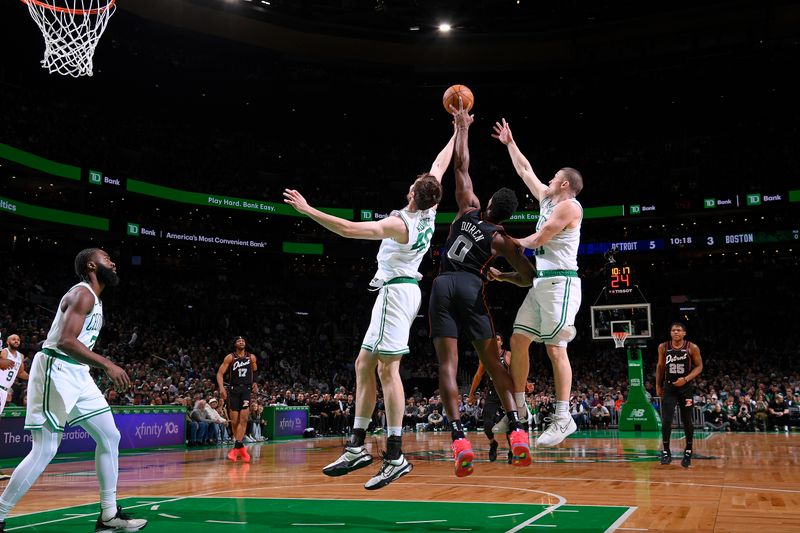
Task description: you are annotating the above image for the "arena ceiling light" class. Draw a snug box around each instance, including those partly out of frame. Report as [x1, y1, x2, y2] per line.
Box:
[438, 23, 451, 32]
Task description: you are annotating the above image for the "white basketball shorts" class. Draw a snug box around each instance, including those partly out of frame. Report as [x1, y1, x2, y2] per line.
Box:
[361, 280, 421, 356]
[513, 275, 582, 347]
[25, 351, 111, 432]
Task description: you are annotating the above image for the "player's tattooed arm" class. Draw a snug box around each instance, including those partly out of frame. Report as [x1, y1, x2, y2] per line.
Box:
[452, 99, 481, 214]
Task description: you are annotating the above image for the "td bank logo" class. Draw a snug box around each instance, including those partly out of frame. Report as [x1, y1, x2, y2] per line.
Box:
[703, 198, 716, 208]
[629, 205, 641, 215]
[746, 194, 761, 206]
[127, 222, 140, 236]
[360, 210, 373, 221]
[89, 170, 102, 186]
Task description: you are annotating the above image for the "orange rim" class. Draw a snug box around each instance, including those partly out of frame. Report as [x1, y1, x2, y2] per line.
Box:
[21, 0, 115, 15]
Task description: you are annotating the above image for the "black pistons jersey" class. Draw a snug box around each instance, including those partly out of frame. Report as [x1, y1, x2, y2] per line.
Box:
[441, 208, 503, 280]
[663, 341, 692, 384]
[229, 353, 253, 387]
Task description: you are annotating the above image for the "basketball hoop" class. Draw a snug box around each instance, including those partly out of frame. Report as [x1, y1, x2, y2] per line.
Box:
[22, 0, 116, 77]
[612, 331, 628, 349]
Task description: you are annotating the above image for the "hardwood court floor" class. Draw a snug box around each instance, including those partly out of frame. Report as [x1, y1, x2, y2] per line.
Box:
[2, 430, 798, 532]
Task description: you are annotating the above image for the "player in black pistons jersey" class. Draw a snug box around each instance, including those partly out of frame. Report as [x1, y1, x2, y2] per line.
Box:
[217, 336, 258, 462]
[656, 323, 703, 468]
[429, 100, 536, 477]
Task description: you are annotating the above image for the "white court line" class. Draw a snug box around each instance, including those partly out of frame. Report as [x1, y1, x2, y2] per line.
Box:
[159, 513, 181, 519]
[397, 519, 447, 524]
[489, 513, 524, 519]
[604, 506, 639, 533]
[553, 509, 579, 513]
[150, 505, 160, 511]
[449, 529, 472, 531]
[292, 522, 345, 526]
[526, 526, 556, 528]
[207, 520, 247, 524]
[62, 514, 84, 516]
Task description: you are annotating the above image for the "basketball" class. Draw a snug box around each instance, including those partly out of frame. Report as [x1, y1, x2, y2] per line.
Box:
[443, 84, 474, 114]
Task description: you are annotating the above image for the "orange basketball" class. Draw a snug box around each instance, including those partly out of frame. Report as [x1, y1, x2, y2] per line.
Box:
[442, 84, 474, 114]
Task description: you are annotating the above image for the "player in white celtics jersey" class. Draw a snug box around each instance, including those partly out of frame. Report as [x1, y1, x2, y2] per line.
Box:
[0, 249, 146, 533]
[0, 334, 29, 415]
[490, 118, 585, 447]
[283, 128, 454, 490]
[0, 334, 29, 482]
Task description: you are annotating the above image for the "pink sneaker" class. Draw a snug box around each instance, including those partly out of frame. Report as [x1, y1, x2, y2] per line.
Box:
[451, 438, 475, 477]
[510, 429, 532, 467]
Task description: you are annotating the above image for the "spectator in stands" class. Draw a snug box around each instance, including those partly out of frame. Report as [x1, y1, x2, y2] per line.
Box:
[590, 403, 610, 429]
[570, 396, 588, 429]
[191, 400, 214, 445]
[704, 404, 729, 431]
[768, 394, 790, 432]
[427, 409, 444, 432]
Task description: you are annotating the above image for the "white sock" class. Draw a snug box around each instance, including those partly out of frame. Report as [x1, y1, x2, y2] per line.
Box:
[79, 412, 121, 521]
[387, 426, 402, 437]
[555, 401, 569, 418]
[354, 417, 370, 430]
[0, 425, 63, 520]
[514, 393, 528, 420]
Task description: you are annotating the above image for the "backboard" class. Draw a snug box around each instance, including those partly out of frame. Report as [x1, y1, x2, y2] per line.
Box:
[590, 303, 652, 340]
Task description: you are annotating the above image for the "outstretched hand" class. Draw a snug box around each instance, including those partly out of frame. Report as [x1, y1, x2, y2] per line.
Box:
[449, 96, 474, 129]
[491, 118, 514, 145]
[283, 189, 311, 214]
[486, 267, 504, 282]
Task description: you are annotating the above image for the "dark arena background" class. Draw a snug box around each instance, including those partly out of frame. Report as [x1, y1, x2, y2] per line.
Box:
[1, 1, 799, 532]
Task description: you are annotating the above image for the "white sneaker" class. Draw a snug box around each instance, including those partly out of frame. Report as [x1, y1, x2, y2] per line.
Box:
[536, 416, 577, 447]
[322, 445, 373, 477]
[785, 426, 790, 433]
[364, 454, 413, 490]
[491, 415, 509, 435]
[95, 506, 147, 532]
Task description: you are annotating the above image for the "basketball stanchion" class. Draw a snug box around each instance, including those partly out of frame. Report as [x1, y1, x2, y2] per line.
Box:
[21, 0, 117, 77]
[616, 332, 662, 432]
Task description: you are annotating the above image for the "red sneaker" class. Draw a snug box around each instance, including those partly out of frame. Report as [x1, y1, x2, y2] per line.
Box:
[227, 448, 239, 462]
[509, 429, 531, 467]
[239, 446, 251, 463]
[451, 438, 474, 478]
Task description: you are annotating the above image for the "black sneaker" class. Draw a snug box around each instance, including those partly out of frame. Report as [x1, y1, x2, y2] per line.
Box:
[681, 449, 692, 468]
[95, 505, 147, 532]
[507, 450, 513, 464]
[1, 520, 5, 532]
[660, 450, 672, 465]
[488, 440, 499, 462]
[364, 453, 413, 490]
[322, 445, 373, 477]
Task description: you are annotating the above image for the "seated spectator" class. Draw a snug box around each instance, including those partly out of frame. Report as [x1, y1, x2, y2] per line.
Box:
[427, 409, 445, 432]
[590, 404, 610, 429]
[704, 404, 730, 431]
[754, 393, 769, 432]
[768, 394, 790, 432]
[735, 397, 753, 431]
[570, 397, 589, 429]
[191, 399, 214, 445]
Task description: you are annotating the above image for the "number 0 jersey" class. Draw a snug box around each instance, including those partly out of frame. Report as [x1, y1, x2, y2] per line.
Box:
[663, 340, 693, 384]
[370, 207, 436, 288]
[440, 208, 503, 281]
[42, 282, 103, 366]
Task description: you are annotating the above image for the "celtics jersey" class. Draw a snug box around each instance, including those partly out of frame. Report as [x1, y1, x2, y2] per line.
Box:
[533, 197, 582, 271]
[370, 207, 436, 287]
[1, 349, 23, 390]
[42, 282, 103, 365]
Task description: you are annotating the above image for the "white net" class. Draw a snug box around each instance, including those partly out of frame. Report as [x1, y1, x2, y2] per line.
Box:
[612, 331, 628, 349]
[24, 0, 116, 77]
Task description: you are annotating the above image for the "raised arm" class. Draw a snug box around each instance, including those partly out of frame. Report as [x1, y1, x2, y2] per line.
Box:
[452, 102, 481, 213]
[517, 200, 582, 250]
[283, 189, 408, 242]
[492, 118, 548, 201]
[428, 130, 457, 184]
